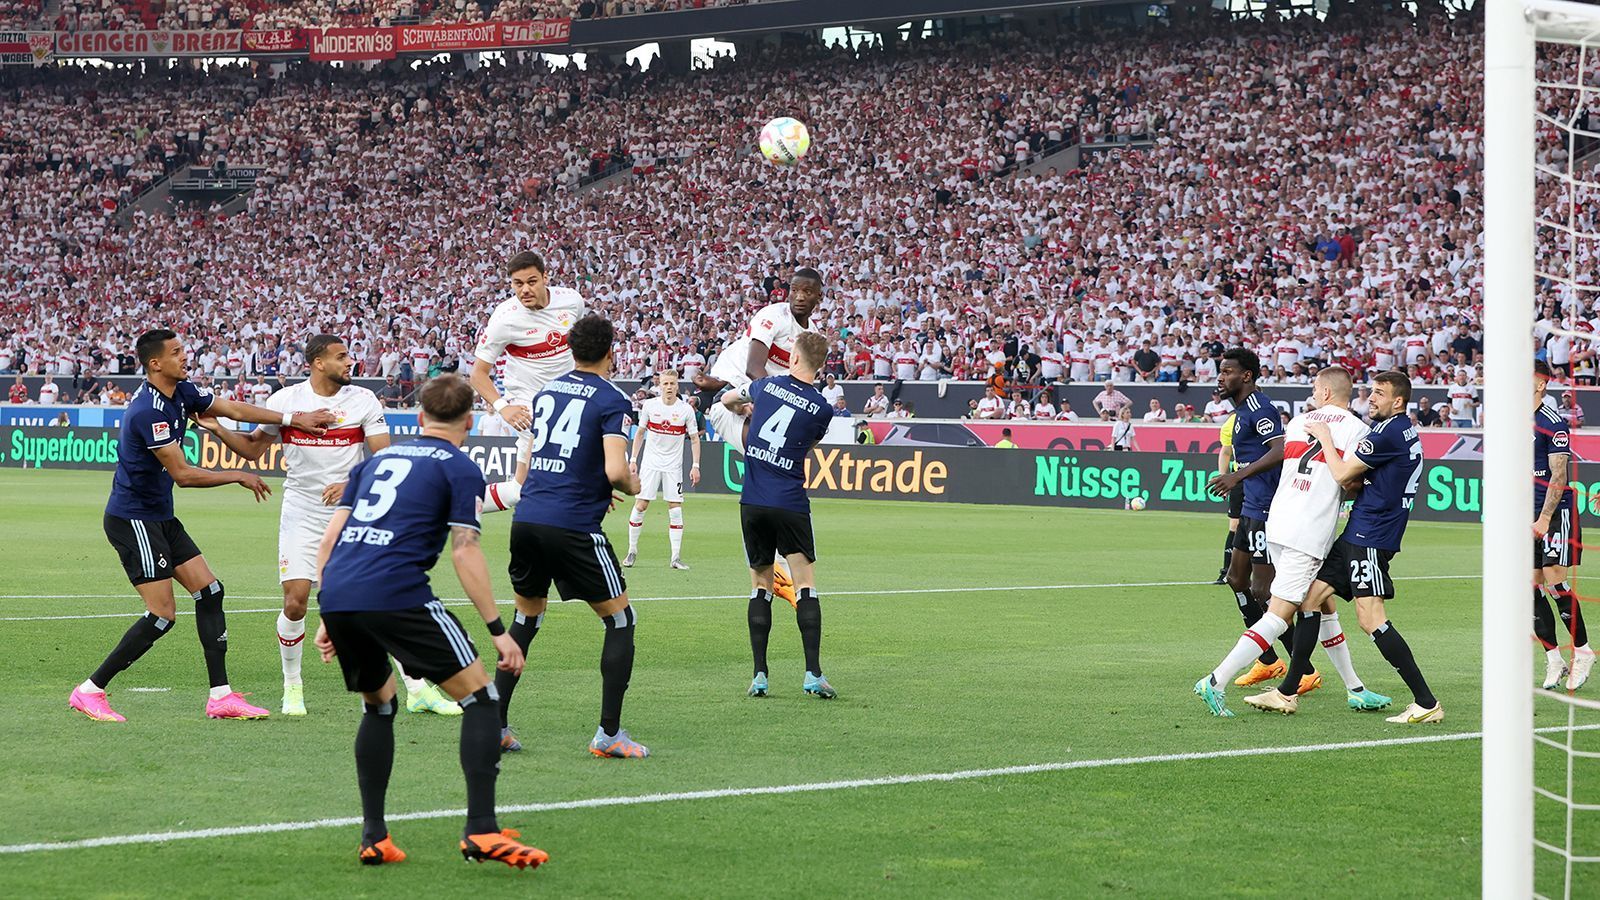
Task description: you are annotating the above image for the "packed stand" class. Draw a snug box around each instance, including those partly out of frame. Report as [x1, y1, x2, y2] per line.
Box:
[0, 0, 42, 29]
[0, 10, 1490, 424]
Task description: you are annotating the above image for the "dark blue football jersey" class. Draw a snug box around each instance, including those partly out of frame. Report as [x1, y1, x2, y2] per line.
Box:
[513, 371, 634, 532]
[1535, 403, 1574, 515]
[1343, 415, 1423, 551]
[319, 437, 485, 612]
[105, 379, 215, 520]
[741, 375, 833, 513]
[1230, 390, 1284, 520]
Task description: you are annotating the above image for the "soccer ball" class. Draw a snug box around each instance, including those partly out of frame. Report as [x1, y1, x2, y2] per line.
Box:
[759, 117, 810, 166]
[1127, 496, 1147, 511]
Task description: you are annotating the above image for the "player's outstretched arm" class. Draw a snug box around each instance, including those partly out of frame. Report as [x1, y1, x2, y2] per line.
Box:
[604, 434, 641, 496]
[745, 339, 772, 385]
[1208, 437, 1285, 496]
[721, 387, 752, 412]
[1303, 421, 1369, 487]
[151, 442, 271, 500]
[207, 395, 335, 434]
[450, 525, 523, 675]
[470, 359, 531, 431]
[692, 373, 727, 392]
[193, 414, 275, 461]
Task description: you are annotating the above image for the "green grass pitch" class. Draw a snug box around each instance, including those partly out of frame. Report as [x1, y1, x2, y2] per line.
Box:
[0, 468, 1596, 897]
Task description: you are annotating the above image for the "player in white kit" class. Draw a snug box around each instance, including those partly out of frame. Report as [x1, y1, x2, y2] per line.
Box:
[467, 251, 583, 513]
[199, 335, 457, 715]
[697, 268, 824, 605]
[1193, 367, 1387, 717]
[624, 370, 702, 570]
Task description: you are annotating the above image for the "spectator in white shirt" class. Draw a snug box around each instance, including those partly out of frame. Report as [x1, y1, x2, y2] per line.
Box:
[1447, 371, 1478, 427]
[1203, 388, 1234, 422]
[820, 374, 844, 408]
[1056, 400, 1080, 421]
[38, 375, 59, 405]
[1111, 407, 1136, 451]
[1142, 398, 1168, 422]
[864, 384, 890, 417]
[975, 386, 1006, 419]
[887, 399, 911, 419]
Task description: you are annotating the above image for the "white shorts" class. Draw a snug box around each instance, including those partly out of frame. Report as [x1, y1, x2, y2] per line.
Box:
[706, 396, 747, 453]
[639, 466, 684, 502]
[279, 491, 336, 584]
[1266, 542, 1323, 606]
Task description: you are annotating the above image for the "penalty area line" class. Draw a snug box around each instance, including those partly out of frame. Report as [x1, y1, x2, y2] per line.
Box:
[0, 724, 1575, 855]
[0, 575, 1480, 622]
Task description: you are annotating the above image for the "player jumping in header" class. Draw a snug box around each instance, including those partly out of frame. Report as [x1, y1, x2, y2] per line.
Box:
[469, 251, 583, 515]
[699, 267, 824, 607]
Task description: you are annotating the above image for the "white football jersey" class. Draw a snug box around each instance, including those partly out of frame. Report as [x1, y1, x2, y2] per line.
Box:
[473, 285, 585, 402]
[709, 301, 815, 388]
[260, 382, 388, 501]
[638, 396, 698, 471]
[1264, 404, 1371, 558]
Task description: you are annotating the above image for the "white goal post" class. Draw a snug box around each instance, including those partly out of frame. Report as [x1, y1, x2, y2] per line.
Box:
[1487, 2, 1600, 896]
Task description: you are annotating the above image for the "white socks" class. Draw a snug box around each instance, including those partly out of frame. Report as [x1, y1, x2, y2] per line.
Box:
[393, 658, 428, 697]
[1319, 613, 1364, 691]
[628, 509, 645, 553]
[278, 612, 306, 684]
[77, 679, 104, 695]
[669, 507, 684, 559]
[484, 479, 521, 513]
[209, 684, 233, 700]
[1211, 613, 1290, 686]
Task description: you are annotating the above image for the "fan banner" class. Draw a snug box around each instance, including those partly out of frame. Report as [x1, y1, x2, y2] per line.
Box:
[305, 27, 396, 61]
[499, 18, 571, 46]
[396, 21, 504, 53]
[241, 28, 305, 53]
[54, 29, 242, 57]
[0, 31, 53, 65]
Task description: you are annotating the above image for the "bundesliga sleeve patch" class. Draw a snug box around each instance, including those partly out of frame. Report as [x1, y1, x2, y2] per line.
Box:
[1255, 417, 1275, 435]
[1357, 439, 1375, 456]
[1554, 432, 1570, 449]
[152, 421, 171, 442]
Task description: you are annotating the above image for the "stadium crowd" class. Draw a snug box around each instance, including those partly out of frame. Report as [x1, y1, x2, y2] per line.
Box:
[0, 0, 40, 28]
[0, 10, 1507, 419]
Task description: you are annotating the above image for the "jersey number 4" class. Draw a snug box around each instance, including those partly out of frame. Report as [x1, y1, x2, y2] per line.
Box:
[756, 405, 796, 454]
[352, 458, 413, 522]
[530, 396, 585, 458]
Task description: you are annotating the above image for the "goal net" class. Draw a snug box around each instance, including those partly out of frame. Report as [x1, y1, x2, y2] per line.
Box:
[1492, 2, 1600, 897]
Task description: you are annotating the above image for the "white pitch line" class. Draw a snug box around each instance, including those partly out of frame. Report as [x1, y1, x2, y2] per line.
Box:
[0, 575, 1482, 622]
[1, 724, 1588, 856]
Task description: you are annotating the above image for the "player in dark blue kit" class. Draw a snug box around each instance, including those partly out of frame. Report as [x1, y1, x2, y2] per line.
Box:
[1205, 348, 1316, 692]
[496, 315, 648, 759]
[721, 331, 837, 700]
[1285, 371, 1441, 723]
[1530, 360, 1593, 690]
[69, 328, 336, 723]
[311, 375, 546, 869]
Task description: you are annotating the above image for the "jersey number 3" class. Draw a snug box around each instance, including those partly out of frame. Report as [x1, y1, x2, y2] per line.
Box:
[352, 458, 413, 522]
